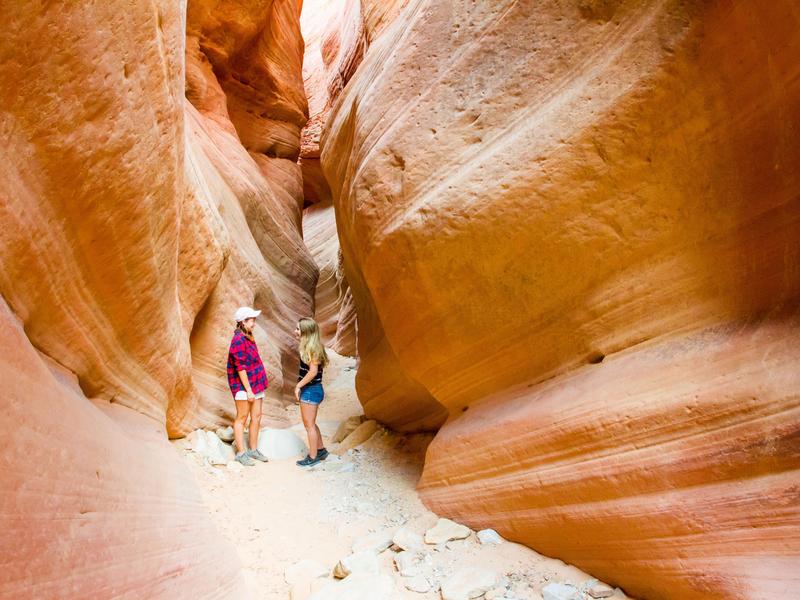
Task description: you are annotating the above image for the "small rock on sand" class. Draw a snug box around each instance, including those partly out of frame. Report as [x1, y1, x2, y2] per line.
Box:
[332, 550, 379, 579]
[307, 573, 402, 600]
[424, 518, 471, 545]
[331, 415, 364, 443]
[187, 429, 234, 465]
[392, 527, 425, 552]
[404, 574, 431, 593]
[440, 568, 498, 600]
[587, 582, 615, 598]
[477, 529, 504, 545]
[485, 586, 510, 600]
[543, 582, 582, 600]
[352, 530, 393, 554]
[336, 420, 379, 454]
[215, 426, 234, 443]
[393, 551, 420, 577]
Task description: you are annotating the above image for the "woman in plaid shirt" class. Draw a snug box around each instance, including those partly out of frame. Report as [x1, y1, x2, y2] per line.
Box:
[227, 306, 270, 466]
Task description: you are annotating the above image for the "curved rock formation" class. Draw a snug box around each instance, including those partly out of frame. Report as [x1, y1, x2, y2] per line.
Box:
[321, 1, 800, 598]
[183, 0, 318, 426]
[298, 0, 366, 354]
[0, 299, 246, 598]
[1, 0, 313, 594]
[302, 199, 358, 355]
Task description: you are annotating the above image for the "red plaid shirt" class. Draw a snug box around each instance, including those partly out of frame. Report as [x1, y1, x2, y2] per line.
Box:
[227, 330, 268, 397]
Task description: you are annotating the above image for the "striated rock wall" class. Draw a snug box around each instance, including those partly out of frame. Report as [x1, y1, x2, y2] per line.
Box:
[321, 1, 800, 598]
[297, 0, 415, 355]
[298, 0, 367, 354]
[0, 1, 245, 593]
[0, 298, 246, 598]
[302, 199, 358, 355]
[183, 0, 318, 425]
[1, 0, 312, 595]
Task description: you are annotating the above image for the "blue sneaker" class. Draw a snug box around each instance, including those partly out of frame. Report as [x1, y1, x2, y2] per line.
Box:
[296, 454, 323, 467]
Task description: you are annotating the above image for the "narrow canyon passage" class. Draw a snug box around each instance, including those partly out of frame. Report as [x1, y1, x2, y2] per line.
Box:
[1, 1, 798, 600]
[176, 352, 633, 600]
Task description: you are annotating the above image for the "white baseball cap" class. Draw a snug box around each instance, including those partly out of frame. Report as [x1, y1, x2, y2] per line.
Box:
[234, 306, 261, 322]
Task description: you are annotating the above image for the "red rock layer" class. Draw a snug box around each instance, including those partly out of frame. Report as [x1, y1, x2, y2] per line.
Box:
[0, 0, 313, 595]
[321, 0, 800, 597]
[0, 300, 247, 596]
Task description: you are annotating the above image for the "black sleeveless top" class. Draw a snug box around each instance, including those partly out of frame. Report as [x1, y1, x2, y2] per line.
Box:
[298, 359, 323, 386]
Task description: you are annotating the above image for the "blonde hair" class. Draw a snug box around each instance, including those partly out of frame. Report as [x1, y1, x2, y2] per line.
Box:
[298, 317, 329, 366]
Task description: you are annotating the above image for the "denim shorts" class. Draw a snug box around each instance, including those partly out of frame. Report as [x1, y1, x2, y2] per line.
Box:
[299, 383, 324, 405]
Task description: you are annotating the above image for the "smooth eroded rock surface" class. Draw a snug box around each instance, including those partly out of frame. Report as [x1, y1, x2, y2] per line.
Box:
[320, 1, 800, 599]
[0, 0, 313, 594]
[0, 299, 246, 597]
[298, 0, 362, 354]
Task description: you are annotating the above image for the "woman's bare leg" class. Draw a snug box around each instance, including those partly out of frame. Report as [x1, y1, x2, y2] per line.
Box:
[314, 424, 324, 450]
[248, 399, 263, 450]
[300, 402, 320, 458]
[233, 400, 251, 454]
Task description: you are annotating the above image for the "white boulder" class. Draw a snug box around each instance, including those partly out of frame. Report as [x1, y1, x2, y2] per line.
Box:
[477, 529, 504, 545]
[257, 427, 307, 459]
[187, 429, 234, 465]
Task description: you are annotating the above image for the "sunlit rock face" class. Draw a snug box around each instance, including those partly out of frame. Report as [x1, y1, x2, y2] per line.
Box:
[183, 0, 318, 425]
[321, 1, 800, 598]
[298, 0, 368, 354]
[302, 199, 358, 355]
[0, 0, 313, 594]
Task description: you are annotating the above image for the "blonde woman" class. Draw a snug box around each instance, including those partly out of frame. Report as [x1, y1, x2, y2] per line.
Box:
[293, 317, 329, 467]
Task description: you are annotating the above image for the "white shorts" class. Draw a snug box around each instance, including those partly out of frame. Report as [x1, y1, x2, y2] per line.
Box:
[234, 391, 266, 401]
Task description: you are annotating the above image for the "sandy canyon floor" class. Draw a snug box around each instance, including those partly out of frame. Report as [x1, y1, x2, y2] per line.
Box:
[173, 353, 633, 600]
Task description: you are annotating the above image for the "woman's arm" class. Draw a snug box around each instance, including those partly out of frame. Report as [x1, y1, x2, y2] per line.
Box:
[238, 369, 255, 399]
[294, 361, 319, 400]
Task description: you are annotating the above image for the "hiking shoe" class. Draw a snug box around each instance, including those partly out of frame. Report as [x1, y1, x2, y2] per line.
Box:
[296, 454, 323, 467]
[316, 448, 329, 461]
[235, 451, 255, 466]
[247, 449, 269, 462]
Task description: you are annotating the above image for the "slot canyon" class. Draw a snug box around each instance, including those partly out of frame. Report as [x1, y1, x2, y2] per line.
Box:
[1, 1, 798, 599]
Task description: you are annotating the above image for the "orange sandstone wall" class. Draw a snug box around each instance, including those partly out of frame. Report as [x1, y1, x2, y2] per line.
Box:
[299, 0, 367, 354]
[0, 0, 311, 595]
[321, 1, 800, 598]
[183, 0, 318, 423]
[298, 0, 413, 355]
[302, 199, 358, 355]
